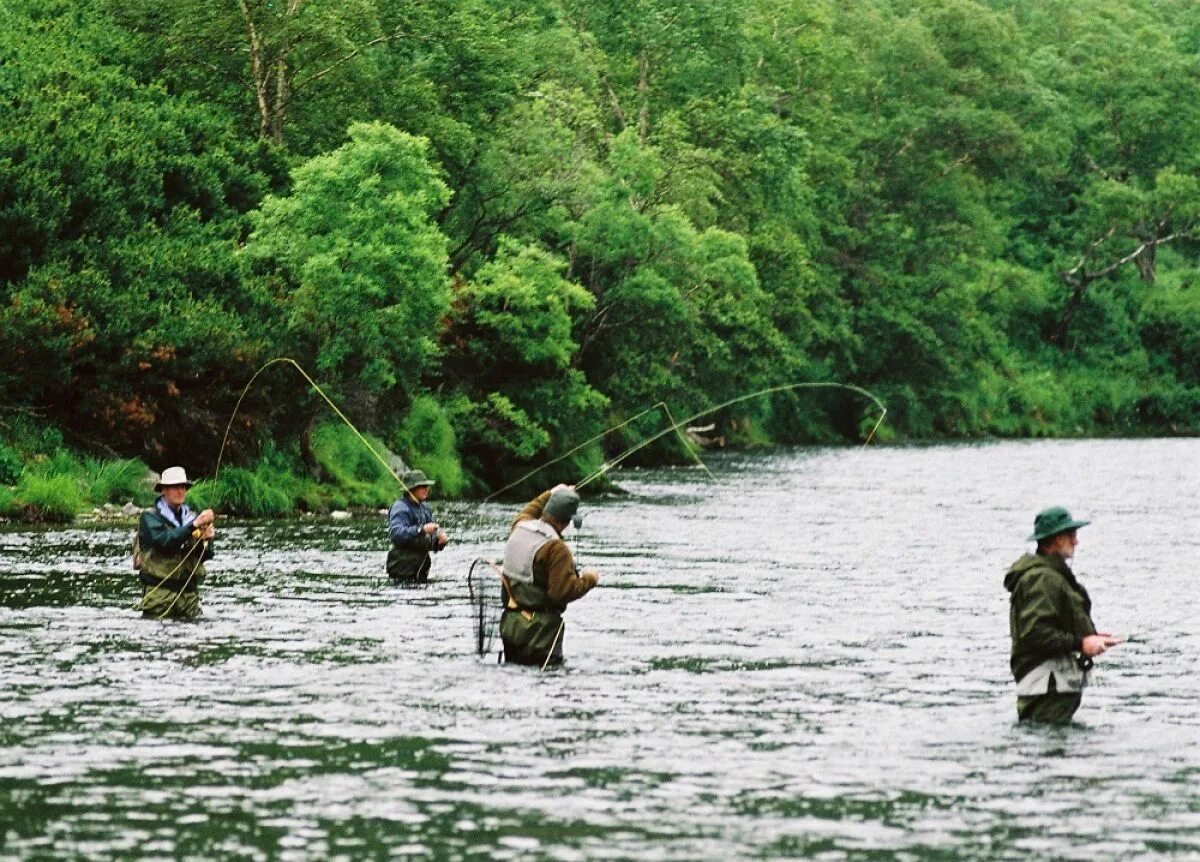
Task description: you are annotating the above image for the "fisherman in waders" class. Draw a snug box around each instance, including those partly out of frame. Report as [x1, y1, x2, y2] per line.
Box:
[386, 470, 448, 583]
[135, 467, 215, 620]
[500, 485, 599, 667]
[1004, 507, 1122, 723]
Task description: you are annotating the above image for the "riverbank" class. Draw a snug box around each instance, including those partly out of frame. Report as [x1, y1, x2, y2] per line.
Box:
[3, 414, 1197, 523]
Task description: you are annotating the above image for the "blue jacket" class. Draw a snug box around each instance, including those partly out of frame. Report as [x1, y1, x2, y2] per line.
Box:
[386, 496, 440, 580]
[387, 497, 438, 550]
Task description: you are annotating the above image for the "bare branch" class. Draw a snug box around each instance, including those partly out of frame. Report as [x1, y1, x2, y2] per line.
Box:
[291, 31, 402, 92]
[599, 73, 628, 130]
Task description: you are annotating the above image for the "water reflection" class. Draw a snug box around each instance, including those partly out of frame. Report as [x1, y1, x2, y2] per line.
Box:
[2, 439, 1199, 859]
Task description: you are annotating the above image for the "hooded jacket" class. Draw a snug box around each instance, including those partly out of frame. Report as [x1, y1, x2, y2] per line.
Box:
[1004, 553, 1096, 682]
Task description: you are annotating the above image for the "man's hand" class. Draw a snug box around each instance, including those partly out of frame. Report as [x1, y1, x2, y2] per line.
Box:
[422, 522, 438, 535]
[1082, 633, 1122, 657]
[194, 509, 215, 528]
[436, 530, 449, 549]
[200, 524, 215, 541]
[550, 483, 574, 494]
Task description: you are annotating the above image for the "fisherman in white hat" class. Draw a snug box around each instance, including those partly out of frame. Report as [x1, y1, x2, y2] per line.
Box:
[134, 466, 215, 619]
[386, 469, 448, 583]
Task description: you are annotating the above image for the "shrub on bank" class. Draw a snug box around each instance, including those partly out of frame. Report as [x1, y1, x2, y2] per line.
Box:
[310, 423, 398, 508]
[84, 458, 153, 506]
[0, 485, 17, 518]
[14, 470, 85, 522]
[0, 440, 22, 486]
[389, 396, 465, 496]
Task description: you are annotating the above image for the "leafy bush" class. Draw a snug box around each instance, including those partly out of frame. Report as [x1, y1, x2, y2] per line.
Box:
[0, 440, 22, 486]
[311, 423, 403, 507]
[389, 397, 465, 496]
[0, 485, 17, 517]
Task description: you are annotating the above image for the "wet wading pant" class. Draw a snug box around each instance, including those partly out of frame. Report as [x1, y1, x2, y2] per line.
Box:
[1018, 689, 1083, 724]
[387, 546, 431, 583]
[500, 607, 564, 667]
[1016, 656, 1086, 724]
[137, 552, 206, 621]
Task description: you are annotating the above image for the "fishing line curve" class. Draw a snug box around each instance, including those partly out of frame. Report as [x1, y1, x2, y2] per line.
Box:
[214, 357, 412, 497]
[575, 381, 887, 489]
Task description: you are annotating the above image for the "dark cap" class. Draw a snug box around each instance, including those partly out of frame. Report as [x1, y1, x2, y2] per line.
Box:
[545, 487, 581, 524]
[1028, 506, 1090, 542]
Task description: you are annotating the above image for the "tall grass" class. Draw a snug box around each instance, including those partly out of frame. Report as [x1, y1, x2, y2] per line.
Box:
[311, 423, 403, 508]
[193, 468, 296, 516]
[83, 458, 153, 506]
[14, 470, 85, 522]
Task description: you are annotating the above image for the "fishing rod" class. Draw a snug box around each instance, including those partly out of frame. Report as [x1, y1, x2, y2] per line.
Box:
[483, 401, 710, 502]
[576, 381, 887, 489]
[216, 358, 887, 504]
[210, 359, 888, 664]
[1123, 608, 1200, 644]
[215, 356, 413, 496]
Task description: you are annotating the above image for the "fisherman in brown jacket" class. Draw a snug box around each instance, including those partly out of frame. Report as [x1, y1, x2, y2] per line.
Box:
[500, 485, 599, 666]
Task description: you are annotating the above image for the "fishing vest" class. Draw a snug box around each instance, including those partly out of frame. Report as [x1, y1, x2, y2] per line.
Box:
[1015, 654, 1090, 696]
[136, 519, 207, 594]
[502, 520, 561, 613]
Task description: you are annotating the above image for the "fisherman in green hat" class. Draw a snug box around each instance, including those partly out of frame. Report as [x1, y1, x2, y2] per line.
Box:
[1004, 506, 1122, 723]
[135, 466, 215, 620]
[500, 485, 599, 666]
[386, 469, 448, 583]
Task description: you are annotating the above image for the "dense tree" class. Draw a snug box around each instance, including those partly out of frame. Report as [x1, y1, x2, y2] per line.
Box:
[4, 0, 1200, 497]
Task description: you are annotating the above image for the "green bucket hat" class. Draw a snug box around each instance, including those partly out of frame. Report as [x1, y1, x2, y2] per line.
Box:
[1027, 506, 1089, 542]
[404, 469, 435, 489]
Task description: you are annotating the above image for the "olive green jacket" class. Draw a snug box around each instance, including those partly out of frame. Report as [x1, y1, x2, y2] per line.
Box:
[137, 505, 213, 593]
[1004, 553, 1096, 682]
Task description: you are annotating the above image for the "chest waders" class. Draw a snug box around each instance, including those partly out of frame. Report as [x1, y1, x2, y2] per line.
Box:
[1015, 653, 1091, 724]
[135, 534, 207, 620]
[500, 520, 567, 667]
[387, 546, 431, 582]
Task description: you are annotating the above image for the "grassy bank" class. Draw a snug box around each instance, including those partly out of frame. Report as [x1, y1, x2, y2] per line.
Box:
[0, 420, 437, 523]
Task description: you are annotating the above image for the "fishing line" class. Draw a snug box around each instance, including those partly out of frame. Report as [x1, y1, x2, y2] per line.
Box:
[207, 359, 887, 663]
[576, 381, 887, 489]
[483, 401, 710, 503]
[132, 532, 206, 616]
[215, 357, 412, 496]
[1124, 608, 1200, 644]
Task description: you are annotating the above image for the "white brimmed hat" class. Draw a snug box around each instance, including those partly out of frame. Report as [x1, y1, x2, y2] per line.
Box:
[155, 466, 194, 491]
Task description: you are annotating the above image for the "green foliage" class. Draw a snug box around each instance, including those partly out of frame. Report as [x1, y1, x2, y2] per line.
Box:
[192, 468, 294, 519]
[5, 0, 1200, 516]
[310, 423, 405, 508]
[0, 440, 22, 486]
[82, 458, 153, 506]
[0, 485, 16, 518]
[443, 239, 607, 488]
[389, 397, 466, 496]
[14, 471, 85, 523]
[245, 122, 451, 397]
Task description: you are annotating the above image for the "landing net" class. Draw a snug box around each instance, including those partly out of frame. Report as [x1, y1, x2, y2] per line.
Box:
[467, 558, 503, 658]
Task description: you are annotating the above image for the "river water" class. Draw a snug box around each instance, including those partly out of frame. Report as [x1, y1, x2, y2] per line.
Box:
[1, 439, 1199, 860]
